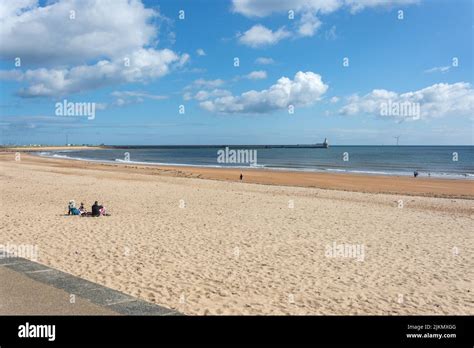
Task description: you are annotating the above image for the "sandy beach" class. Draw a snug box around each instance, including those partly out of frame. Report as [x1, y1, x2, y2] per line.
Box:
[0, 152, 473, 315]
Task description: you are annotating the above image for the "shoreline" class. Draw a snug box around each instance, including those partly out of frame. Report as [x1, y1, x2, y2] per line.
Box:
[2, 152, 473, 199]
[34, 150, 473, 181]
[6, 145, 473, 181]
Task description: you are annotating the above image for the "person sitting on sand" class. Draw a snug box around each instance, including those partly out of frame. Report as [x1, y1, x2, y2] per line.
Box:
[99, 205, 107, 216]
[91, 201, 107, 217]
[67, 200, 81, 216]
[79, 202, 86, 215]
[91, 201, 101, 217]
[68, 200, 76, 215]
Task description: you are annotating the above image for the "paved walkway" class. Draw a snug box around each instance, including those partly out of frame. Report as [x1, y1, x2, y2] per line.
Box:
[0, 254, 180, 316]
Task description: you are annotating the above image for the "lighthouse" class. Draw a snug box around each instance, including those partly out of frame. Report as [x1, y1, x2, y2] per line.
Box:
[323, 138, 329, 148]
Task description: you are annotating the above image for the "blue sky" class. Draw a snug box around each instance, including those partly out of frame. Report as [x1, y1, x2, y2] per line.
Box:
[0, 0, 472, 145]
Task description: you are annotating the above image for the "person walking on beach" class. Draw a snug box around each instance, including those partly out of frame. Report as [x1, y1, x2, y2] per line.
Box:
[240, 173, 243, 181]
[413, 170, 419, 178]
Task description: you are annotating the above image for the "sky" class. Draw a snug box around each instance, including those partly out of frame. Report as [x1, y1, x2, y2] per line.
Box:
[0, 0, 473, 145]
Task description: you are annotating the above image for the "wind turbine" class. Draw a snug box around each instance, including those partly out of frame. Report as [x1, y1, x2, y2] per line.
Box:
[393, 135, 400, 146]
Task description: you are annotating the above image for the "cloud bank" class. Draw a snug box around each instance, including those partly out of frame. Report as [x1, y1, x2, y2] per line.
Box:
[232, 0, 420, 46]
[0, 0, 188, 97]
[339, 82, 474, 119]
[199, 71, 328, 114]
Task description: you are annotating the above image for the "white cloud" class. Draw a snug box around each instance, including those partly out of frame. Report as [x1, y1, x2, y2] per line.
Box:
[424, 66, 451, 74]
[193, 90, 211, 101]
[2, 49, 185, 97]
[232, 0, 419, 39]
[0, 0, 160, 65]
[339, 82, 474, 119]
[200, 71, 328, 114]
[232, 0, 419, 16]
[0, 0, 37, 19]
[0, 0, 188, 97]
[196, 48, 206, 56]
[255, 57, 274, 65]
[238, 24, 291, 48]
[330, 96, 340, 103]
[245, 70, 267, 80]
[183, 79, 227, 100]
[193, 89, 232, 101]
[298, 12, 322, 37]
[344, 0, 419, 14]
[232, 0, 342, 17]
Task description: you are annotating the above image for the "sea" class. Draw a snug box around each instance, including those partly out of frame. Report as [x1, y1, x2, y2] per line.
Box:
[37, 146, 474, 179]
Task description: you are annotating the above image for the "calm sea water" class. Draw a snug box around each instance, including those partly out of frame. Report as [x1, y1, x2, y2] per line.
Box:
[39, 146, 474, 179]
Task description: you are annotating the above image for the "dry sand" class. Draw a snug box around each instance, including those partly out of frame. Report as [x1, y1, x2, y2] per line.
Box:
[0, 153, 473, 315]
